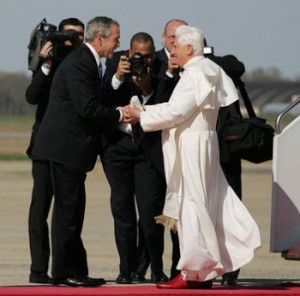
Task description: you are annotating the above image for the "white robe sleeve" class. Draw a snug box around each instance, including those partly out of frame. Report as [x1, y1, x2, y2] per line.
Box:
[140, 73, 197, 132]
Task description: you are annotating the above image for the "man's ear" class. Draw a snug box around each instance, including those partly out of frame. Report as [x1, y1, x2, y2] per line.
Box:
[187, 44, 193, 56]
[97, 34, 103, 46]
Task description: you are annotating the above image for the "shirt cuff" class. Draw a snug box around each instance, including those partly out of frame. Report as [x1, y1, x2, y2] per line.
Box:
[116, 107, 123, 122]
[166, 71, 174, 78]
[41, 64, 51, 76]
[112, 74, 124, 89]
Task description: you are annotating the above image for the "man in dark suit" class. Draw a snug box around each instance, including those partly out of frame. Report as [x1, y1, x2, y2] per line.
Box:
[32, 16, 124, 287]
[26, 17, 85, 284]
[100, 32, 168, 284]
[156, 19, 188, 80]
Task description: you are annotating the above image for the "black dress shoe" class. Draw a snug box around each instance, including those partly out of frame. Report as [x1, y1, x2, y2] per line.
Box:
[116, 273, 132, 284]
[132, 270, 146, 283]
[29, 272, 52, 284]
[53, 275, 106, 287]
[151, 272, 169, 283]
[221, 276, 238, 286]
[86, 277, 106, 285]
[222, 269, 240, 286]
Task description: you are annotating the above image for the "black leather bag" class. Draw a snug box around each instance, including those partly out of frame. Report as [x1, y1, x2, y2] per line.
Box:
[223, 80, 275, 164]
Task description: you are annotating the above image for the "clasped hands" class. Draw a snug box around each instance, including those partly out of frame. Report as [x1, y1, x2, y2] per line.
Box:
[120, 105, 143, 125]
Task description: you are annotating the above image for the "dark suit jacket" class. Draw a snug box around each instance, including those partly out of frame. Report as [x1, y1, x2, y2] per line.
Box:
[155, 48, 168, 79]
[155, 48, 182, 104]
[32, 44, 121, 172]
[102, 50, 165, 177]
[25, 64, 58, 158]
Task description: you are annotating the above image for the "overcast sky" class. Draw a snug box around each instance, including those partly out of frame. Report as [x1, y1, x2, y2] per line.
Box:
[1, 0, 299, 79]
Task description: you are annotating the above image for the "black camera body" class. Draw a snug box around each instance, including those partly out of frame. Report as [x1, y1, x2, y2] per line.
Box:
[41, 24, 79, 61]
[128, 53, 148, 77]
[44, 29, 79, 60]
[28, 18, 80, 71]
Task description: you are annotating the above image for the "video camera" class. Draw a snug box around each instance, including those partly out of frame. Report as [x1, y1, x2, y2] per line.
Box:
[28, 18, 80, 71]
[128, 53, 148, 77]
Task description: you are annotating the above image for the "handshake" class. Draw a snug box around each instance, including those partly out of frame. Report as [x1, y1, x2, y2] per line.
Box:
[120, 96, 144, 124]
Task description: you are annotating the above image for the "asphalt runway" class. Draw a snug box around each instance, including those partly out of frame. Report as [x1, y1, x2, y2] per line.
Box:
[0, 160, 299, 286]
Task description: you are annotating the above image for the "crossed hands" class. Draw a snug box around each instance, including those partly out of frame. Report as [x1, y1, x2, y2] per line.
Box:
[120, 105, 143, 124]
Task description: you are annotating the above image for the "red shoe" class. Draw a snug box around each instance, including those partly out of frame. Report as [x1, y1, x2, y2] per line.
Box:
[156, 273, 212, 289]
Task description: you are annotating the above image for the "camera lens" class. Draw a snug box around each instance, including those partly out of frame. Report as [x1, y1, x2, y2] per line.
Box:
[131, 60, 145, 76]
[129, 53, 147, 76]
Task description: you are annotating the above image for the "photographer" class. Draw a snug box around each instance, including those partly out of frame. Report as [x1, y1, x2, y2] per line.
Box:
[26, 17, 84, 284]
[100, 32, 168, 284]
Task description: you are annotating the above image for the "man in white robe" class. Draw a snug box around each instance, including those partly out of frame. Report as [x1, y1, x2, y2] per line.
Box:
[124, 25, 261, 289]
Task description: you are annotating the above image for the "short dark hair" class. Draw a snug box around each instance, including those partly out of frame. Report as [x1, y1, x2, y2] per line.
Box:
[130, 32, 155, 51]
[58, 18, 85, 32]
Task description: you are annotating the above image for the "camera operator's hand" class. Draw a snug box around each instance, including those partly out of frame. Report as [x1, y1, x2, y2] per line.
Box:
[39, 41, 54, 67]
[115, 55, 131, 81]
[132, 71, 152, 97]
[167, 54, 179, 75]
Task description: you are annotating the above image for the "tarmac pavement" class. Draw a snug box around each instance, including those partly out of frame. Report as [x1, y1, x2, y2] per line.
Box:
[0, 160, 299, 287]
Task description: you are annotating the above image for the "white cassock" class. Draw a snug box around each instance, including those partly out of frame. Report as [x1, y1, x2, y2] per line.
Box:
[139, 56, 261, 281]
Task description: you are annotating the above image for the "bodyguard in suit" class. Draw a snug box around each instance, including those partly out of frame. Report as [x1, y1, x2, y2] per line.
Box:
[32, 16, 124, 287]
[100, 32, 168, 284]
[26, 18, 85, 284]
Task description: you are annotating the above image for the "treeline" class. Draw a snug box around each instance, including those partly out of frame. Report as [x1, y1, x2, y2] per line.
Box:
[243, 67, 300, 82]
[0, 72, 34, 116]
[0, 67, 299, 116]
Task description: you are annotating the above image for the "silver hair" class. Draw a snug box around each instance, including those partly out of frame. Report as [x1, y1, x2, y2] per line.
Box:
[175, 25, 204, 56]
[85, 16, 119, 42]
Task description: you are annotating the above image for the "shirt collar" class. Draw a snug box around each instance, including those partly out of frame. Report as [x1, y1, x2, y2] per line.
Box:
[164, 47, 171, 59]
[85, 42, 101, 66]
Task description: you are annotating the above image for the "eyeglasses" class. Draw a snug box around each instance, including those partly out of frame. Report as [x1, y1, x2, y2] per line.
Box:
[166, 35, 175, 41]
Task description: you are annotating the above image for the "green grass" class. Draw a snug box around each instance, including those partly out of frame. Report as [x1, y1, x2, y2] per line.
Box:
[0, 115, 34, 132]
[0, 154, 29, 161]
[0, 113, 298, 162]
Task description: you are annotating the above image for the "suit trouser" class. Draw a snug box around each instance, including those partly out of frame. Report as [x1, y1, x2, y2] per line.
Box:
[50, 161, 88, 279]
[136, 223, 180, 278]
[28, 159, 53, 273]
[220, 158, 242, 199]
[220, 157, 242, 280]
[102, 138, 166, 275]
